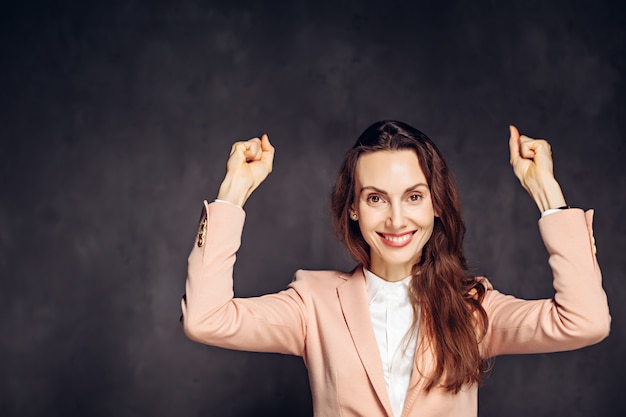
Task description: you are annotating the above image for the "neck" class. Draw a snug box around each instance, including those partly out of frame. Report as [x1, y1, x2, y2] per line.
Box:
[368, 263, 411, 282]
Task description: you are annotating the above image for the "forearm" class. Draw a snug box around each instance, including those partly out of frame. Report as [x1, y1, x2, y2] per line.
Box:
[182, 201, 245, 340]
[540, 209, 610, 339]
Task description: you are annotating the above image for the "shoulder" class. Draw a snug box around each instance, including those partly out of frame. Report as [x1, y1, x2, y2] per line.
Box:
[287, 268, 363, 314]
[288, 267, 358, 293]
[292, 268, 353, 285]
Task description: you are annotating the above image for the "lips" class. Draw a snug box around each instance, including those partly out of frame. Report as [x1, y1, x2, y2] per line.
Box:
[378, 231, 416, 247]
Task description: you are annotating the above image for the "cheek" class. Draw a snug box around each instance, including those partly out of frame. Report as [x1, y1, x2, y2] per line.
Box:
[355, 214, 379, 243]
[408, 205, 436, 225]
[422, 217, 437, 243]
[356, 203, 379, 221]
[357, 218, 377, 239]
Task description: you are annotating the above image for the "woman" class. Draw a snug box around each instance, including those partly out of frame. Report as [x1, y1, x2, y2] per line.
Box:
[181, 120, 610, 417]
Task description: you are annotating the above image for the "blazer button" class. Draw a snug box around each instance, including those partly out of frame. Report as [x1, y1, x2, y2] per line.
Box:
[197, 217, 207, 247]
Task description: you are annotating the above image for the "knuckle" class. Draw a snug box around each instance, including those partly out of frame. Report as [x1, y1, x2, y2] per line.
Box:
[230, 142, 243, 155]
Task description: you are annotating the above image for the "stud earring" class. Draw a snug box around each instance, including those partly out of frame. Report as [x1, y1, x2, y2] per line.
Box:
[351, 213, 358, 221]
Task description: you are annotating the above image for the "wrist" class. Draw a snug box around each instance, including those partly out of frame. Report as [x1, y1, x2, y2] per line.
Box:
[529, 177, 566, 213]
[217, 175, 252, 207]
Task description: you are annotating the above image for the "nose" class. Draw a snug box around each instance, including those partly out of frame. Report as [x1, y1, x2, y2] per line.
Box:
[386, 203, 407, 230]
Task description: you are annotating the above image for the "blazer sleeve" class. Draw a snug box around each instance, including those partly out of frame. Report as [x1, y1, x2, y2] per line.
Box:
[180, 200, 307, 357]
[480, 208, 611, 358]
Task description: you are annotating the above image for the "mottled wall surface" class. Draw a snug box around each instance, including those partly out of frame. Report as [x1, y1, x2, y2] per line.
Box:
[1, 0, 624, 416]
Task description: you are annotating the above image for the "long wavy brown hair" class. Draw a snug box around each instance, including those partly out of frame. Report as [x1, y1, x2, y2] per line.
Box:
[331, 120, 489, 393]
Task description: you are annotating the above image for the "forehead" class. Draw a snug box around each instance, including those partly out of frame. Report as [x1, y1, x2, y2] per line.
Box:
[355, 150, 427, 188]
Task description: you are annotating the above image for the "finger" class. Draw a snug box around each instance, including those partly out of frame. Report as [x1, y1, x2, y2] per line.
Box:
[228, 139, 260, 169]
[229, 142, 249, 165]
[243, 138, 262, 162]
[508, 125, 521, 165]
[521, 138, 553, 169]
[519, 136, 537, 159]
[531, 138, 551, 157]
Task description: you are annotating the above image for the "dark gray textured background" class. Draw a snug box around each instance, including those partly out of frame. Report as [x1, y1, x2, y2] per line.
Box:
[1, 0, 624, 416]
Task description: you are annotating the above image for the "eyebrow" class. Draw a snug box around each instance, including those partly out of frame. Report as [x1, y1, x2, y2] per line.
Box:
[359, 183, 429, 195]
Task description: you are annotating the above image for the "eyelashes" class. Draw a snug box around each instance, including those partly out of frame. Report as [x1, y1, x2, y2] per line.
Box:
[365, 193, 423, 206]
[366, 194, 382, 204]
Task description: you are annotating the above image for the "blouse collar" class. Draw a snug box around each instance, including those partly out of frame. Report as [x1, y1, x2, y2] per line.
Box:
[363, 267, 412, 304]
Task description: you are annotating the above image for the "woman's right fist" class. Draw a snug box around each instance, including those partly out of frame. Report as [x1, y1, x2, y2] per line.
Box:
[217, 134, 275, 207]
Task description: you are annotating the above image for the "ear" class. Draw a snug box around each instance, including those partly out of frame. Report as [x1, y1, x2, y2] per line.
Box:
[349, 206, 359, 221]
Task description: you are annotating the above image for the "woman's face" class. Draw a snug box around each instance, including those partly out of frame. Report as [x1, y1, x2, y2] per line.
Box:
[352, 149, 436, 282]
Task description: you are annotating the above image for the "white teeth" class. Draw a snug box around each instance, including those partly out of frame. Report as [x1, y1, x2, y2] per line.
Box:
[383, 234, 411, 243]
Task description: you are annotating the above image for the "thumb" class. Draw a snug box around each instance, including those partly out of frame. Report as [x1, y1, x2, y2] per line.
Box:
[508, 125, 521, 165]
[260, 134, 275, 166]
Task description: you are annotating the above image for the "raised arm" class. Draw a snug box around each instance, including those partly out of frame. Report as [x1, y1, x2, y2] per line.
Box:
[180, 135, 307, 356]
[480, 127, 610, 358]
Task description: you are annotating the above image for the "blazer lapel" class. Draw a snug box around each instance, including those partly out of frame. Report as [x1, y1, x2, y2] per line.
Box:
[337, 268, 394, 417]
[401, 338, 435, 417]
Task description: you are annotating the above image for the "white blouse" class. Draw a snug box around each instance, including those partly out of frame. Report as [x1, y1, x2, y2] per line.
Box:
[364, 268, 417, 417]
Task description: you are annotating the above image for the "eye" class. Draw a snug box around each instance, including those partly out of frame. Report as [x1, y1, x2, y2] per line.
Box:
[366, 194, 384, 205]
[408, 193, 422, 202]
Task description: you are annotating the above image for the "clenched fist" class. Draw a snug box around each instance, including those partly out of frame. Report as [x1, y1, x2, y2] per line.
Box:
[508, 125, 567, 213]
[217, 134, 275, 207]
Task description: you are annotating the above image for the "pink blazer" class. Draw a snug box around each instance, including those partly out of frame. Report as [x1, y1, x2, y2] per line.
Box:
[181, 201, 610, 417]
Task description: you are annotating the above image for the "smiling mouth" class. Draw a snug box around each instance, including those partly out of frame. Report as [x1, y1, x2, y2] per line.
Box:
[378, 231, 416, 245]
